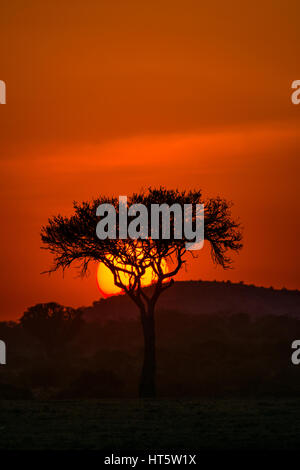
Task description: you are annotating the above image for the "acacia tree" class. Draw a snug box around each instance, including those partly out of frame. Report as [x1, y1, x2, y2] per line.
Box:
[41, 187, 242, 398]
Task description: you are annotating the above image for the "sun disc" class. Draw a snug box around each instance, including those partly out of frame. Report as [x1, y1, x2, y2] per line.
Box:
[96, 257, 168, 298]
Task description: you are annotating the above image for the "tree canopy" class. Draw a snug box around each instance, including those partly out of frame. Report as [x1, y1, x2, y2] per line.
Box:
[41, 187, 242, 303]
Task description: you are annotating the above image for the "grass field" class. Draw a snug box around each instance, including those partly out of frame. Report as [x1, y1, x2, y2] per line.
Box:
[1, 398, 300, 450]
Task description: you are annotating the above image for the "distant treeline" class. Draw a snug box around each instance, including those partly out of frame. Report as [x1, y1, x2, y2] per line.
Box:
[1, 302, 300, 399]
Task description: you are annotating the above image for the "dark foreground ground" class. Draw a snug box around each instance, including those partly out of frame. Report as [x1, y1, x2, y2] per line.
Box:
[1, 398, 300, 450]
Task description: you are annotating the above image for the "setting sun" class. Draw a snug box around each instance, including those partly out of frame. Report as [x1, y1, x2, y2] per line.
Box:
[97, 256, 169, 298]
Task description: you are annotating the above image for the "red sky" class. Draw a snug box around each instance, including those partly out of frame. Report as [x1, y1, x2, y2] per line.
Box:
[0, 1, 299, 320]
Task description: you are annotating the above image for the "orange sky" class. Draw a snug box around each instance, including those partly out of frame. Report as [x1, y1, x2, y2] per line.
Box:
[0, 1, 299, 320]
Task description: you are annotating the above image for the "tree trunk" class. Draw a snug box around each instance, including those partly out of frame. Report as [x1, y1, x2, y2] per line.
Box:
[139, 304, 156, 398]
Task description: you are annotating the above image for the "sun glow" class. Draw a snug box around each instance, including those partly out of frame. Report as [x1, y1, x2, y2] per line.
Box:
[97, 255, 169, 298]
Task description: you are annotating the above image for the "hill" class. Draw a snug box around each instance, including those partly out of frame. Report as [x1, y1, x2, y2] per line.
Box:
[83, 280, 300, 324]
[1, 280, 300, 400]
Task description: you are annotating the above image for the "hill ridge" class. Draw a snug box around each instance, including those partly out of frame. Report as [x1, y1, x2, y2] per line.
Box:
[83, 280, 300, 323]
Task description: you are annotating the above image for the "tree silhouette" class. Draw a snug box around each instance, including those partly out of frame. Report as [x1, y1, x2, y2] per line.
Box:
[20, 302, 83, 358]
[41, 187, 242, 397]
